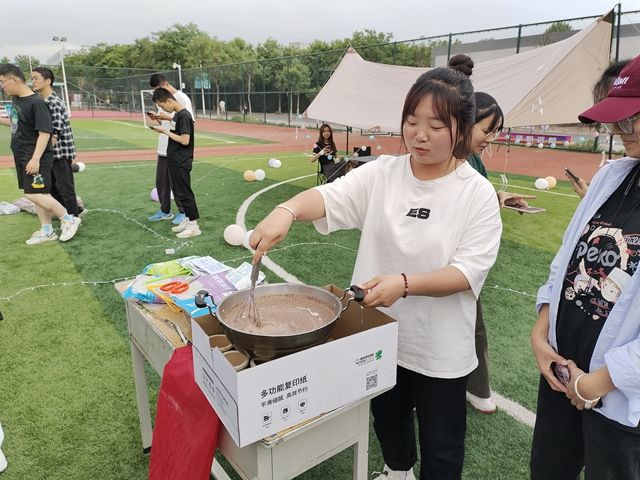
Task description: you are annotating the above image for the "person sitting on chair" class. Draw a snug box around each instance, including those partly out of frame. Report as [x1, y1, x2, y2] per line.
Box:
[311, 123, 348, 183]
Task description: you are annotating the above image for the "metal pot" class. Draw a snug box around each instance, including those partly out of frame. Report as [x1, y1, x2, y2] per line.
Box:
[195, 284, 363, 360]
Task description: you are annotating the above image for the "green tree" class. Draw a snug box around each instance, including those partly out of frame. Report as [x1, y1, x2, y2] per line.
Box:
[350, 29, 395, 63]
[153, 23, 209, 69]
[256, 38, 286, 112]
[185, 34, 230, 114]
[14, 55, 39, 74]
[225, 38, 256, 114]
[541, 21, 572, 46]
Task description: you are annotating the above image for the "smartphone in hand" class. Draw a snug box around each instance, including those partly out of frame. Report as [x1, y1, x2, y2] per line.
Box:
[503, 205, 546, 214]
[565, 167, 580, 182]
[552, 362, 571, 387]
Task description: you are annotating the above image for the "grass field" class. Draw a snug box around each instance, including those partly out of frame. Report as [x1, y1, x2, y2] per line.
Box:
[0, 129, 582, 478]
[0, 119, 271, 156]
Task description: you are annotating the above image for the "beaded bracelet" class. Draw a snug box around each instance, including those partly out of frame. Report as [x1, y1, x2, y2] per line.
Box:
[275, 204, 297, 221]
[400, 273, 409, 298]
[574, 373, 601, 409]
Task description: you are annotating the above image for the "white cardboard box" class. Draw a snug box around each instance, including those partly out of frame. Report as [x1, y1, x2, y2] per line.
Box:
[191, 285, 398, 447]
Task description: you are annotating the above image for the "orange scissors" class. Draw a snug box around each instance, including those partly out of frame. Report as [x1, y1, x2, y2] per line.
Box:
[160, 277, 197, 294]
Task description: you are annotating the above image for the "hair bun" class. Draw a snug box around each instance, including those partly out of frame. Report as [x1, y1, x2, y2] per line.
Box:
[448, 54, 474, 77]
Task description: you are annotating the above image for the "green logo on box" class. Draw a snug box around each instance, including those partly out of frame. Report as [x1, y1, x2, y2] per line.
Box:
[375, 350, 382, 360]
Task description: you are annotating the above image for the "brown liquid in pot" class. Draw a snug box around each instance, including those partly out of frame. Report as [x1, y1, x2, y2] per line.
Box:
[223, 294, 336, 335]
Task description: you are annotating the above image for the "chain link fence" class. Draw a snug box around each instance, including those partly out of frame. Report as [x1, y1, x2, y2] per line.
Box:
[15, 9, 640, 140]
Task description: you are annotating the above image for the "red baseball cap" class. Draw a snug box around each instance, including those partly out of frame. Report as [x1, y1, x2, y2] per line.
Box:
[579, 54, 640, 124]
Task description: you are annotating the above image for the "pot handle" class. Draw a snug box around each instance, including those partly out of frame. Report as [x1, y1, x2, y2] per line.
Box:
[195, 289, 217, 316]
[340, 285, 365, 312]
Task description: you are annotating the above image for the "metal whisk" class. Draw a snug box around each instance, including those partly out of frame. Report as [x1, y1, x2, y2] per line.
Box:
[240, 258, 262, 327]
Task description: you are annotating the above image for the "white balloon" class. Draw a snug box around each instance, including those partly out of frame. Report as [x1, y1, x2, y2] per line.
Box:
[77, 162, 86, 172]
[243, 229, 254, 250]
[368, 135, 375, 141]
[376, 145, 382, 151]
[223, 224, 245, 246]
[538, 142, 544, 149]
[255, 169, 266, 181]
[534, 178, 549, 190]
[362, 145, 367, 150]
[272, 159, 282, 168]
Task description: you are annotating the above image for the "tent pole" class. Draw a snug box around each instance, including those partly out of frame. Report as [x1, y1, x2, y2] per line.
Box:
[346, 126, 350, 156]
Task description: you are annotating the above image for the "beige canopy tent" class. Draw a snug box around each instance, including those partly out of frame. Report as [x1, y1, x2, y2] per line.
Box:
[305, 11, 613, 131]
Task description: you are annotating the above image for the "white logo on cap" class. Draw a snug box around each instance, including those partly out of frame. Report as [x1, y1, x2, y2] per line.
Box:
[613, 76, 630, 88]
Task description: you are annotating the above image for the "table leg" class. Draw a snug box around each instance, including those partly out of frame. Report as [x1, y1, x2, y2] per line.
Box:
[352, 401, 370, 480]
[211, 458, 234, 480]
[130, 341, 153, 451]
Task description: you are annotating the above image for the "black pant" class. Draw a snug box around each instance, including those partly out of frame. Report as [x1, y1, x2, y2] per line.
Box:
[167, 160, 198, 221]
[466, 301, 491, 398]
[371, 366, 468, 480]
[51, 158, 79, 215]
[321, 160, 349, 183]
[531, 376, 640, 480]
[156, 155, 184, 214]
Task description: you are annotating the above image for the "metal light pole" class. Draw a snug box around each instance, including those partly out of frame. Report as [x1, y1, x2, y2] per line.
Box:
[200, 62, 206, 117]
[172, 62, 183, 90]
[52, 36, 72, 117]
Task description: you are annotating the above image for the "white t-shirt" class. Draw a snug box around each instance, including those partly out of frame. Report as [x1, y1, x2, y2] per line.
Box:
[157, 90, 194, 156]
[313, 154, 502, 378]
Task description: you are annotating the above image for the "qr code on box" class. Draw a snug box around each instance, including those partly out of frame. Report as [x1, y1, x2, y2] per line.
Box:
[366, 374, 378, 390]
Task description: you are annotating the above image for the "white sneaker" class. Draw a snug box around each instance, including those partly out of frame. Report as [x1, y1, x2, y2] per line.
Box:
[176, 224, 201, 238]
[466, 391, 497, 414]
[60, 217, 81, 242]
[372, 464, 416, 480]
[25, 230, 58, 245]
[171, 218, 188, 233]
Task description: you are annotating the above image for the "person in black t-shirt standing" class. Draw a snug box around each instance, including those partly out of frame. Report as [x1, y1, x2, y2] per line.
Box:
[0, 64, 80, 244]
[150, 88, 200, 238]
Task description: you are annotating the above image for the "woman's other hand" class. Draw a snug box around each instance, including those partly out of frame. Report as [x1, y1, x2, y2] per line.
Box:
[358, 275, 406, 308]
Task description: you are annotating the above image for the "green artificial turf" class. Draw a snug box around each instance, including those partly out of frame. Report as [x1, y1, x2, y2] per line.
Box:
[0, 119, 271, 156]
[0, 154, 581, 479]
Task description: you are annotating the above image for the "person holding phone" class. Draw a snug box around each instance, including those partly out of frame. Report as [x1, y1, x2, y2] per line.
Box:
[251, 67, 502, 480]
[149, 87, 200, 238]
[147, 73, 194, 224]
[531, 54, 640, 479]
[566, 60, 630, 199]
[311, 123, 348, 183]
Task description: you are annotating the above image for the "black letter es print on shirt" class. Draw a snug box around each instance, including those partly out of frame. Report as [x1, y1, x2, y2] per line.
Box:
[406, 208, 431, 220]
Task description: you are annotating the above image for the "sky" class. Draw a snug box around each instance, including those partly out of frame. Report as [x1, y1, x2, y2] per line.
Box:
[2, 0, 635, 63]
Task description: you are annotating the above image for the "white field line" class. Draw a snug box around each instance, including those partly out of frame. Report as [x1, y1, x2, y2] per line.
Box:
[236, 173, 315, 284]
[235, 173, 538, 428]
[106, 120, 235, 143]
[493, 392, 536, 428]
[490, 180, 579, 198]
[0, 152, 305, 177]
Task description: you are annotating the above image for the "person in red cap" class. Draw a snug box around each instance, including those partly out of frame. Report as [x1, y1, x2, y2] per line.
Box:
[531, 55, 640, 479]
